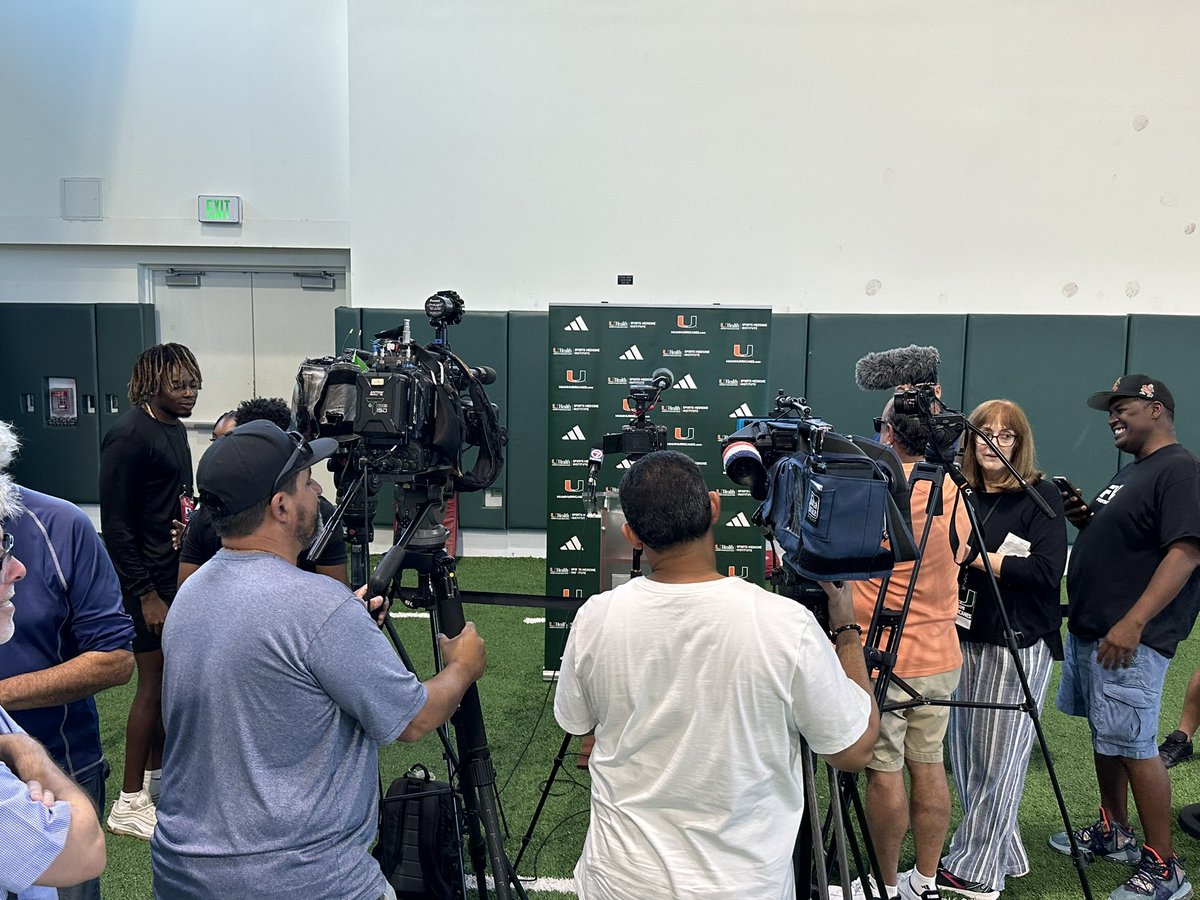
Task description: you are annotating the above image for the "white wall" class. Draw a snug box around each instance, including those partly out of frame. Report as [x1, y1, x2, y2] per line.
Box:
[0, 2, 349, 250]
[4, 3, 1199, 316]
[0, 246, 349, 305]
[348, 1, 1200, 314]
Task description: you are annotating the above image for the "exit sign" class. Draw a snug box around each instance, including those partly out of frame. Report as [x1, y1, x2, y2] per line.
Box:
[197, 195, 242, 224]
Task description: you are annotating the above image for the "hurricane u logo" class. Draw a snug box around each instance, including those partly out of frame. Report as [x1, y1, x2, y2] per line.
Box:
[732, 344, 754, 358]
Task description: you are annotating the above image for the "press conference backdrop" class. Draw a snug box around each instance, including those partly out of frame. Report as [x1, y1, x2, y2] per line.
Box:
[543, 305, 772, 671]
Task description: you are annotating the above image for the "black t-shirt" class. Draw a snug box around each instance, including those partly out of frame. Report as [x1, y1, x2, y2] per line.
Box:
[1067, 442, 1200, 657]
[180, 496, 348, 575]
[99, 407, 192, 601]
[956, 479, 1067, 656]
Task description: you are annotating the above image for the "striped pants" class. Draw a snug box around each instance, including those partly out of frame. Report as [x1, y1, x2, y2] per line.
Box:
[942, 639, 1053, 892]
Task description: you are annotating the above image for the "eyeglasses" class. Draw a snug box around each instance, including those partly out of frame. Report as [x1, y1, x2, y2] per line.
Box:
[975, 430, 1017, 448]
[0, 532, 14, 569]
[272, 431, 314, 494]
[873, 417, 886, 434]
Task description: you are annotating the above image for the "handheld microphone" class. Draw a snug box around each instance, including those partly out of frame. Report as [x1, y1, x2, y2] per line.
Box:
[854, 345, 941, 391]
[650, 367, 674, 392]
[586, 445, 604, 511]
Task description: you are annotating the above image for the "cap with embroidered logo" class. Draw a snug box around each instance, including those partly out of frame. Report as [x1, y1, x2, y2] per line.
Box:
[1087, 374, 1175, 413]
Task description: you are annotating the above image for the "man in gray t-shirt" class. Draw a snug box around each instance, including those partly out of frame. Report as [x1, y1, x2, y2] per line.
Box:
[150, 421, 485, 900]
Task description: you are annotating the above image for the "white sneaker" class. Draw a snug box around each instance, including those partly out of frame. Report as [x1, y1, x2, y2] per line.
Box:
[107, 790, 157, 840]
[828, 876, 899, 900]
[898, 870, 942, 900]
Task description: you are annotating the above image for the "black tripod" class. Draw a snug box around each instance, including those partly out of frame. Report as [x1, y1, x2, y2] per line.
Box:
[805, 422, 1092, 900]
[514, 497, 649, 874]
[315, 468, 529, 900]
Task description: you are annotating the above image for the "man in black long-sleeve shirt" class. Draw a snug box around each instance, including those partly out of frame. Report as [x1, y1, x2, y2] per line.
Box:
[99, 343, 202, 840]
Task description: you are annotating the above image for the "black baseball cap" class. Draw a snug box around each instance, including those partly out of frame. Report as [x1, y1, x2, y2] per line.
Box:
[197, 420, 336, 516]
[1087, 374, 1175, 413]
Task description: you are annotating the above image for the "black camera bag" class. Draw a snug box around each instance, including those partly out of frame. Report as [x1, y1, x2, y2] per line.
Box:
[374, 765, 462, 900]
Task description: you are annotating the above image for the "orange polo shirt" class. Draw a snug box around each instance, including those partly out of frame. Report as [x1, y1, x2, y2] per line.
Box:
[851, 463, 963, 678]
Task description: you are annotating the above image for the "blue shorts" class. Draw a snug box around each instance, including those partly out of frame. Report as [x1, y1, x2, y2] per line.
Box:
[1055, 633, 1169, 759]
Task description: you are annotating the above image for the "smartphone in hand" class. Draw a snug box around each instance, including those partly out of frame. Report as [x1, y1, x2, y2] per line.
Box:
[1052, 475, 1086, 506]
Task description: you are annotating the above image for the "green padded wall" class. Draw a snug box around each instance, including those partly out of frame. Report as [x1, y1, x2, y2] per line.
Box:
[803, 315, 967, 438]
[1127, 315, 1200, 461]
[0, 304, 102, 502]
[767, 314, 809, 411]
[506, 311, 548, 530]
[359, 308, 509, 532]
[96, 303, 157, 440]
[963, 315, 1127, 505]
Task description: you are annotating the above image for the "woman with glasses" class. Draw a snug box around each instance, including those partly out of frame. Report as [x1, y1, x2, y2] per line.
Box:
[938, 400, 1067, 900]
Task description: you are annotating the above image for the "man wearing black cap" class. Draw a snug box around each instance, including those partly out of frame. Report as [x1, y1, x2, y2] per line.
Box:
[1049, 375, 1200, 900]
[150, 421, 486, 900]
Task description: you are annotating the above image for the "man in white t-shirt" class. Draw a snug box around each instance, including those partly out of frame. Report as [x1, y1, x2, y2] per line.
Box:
[554, 450, 879, 900]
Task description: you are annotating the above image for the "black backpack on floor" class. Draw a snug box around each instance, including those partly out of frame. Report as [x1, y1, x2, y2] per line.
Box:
[374, 765, 463, 900]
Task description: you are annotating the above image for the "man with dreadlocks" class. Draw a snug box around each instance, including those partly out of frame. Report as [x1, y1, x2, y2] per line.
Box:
[99, 342, 201, 841]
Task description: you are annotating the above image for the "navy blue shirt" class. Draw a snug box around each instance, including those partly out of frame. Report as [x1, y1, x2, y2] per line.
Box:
[0, 487, 134, 778]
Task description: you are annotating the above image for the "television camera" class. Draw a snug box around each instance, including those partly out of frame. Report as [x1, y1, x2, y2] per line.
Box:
[721, 390, 916, 622]
[293, 290, 506, 569]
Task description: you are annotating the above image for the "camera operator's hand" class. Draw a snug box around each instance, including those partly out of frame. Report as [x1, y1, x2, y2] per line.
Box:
[399, 623, 487, 743]
[354, 585, 390, 628]
[820, 581, 857, 631]
[438, 622, 486, 683]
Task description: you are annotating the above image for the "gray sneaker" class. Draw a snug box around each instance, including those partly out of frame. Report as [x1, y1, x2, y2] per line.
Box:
[1049, 808, 1141, 865]
[1107, 847, 1192, 900]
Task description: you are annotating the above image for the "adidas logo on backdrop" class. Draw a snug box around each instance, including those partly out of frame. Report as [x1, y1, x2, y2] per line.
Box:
[560, 536, 584, 551]
[619, 345, 643, 361]
[564, 316, 588, 332]
[674, 374, 698, 389]
[729, 403, 753, 418]
[562, 425, 586, 441]
[726, 512, 751, 528]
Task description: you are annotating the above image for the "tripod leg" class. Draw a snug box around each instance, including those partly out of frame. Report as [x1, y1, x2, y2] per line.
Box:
[514, 732, 573, 872]
[431, 552, 520, 900]
[797, 742, 829, 900]
[825, 764, 854, 896]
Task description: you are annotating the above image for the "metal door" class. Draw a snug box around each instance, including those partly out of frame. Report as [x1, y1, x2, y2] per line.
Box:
[151, 269, 345, 493]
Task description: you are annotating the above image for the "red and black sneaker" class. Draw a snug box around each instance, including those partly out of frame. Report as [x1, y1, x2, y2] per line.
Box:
[935, 868, 999, 900]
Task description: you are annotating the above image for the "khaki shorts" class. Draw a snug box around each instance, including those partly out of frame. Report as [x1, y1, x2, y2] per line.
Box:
[869, 667, 961, 772]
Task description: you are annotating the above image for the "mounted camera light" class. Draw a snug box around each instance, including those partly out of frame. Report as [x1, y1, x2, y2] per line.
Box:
[424, 289, 464, 329]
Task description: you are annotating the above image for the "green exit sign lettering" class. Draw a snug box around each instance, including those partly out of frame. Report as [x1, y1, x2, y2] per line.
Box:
[197, 195, 242, 224]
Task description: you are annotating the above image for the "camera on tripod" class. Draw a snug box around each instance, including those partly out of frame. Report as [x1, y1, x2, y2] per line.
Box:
[721, 390, 917, 625]
[601, 367, 673, 456]
[292, 290, 507, 497]
[583, 368, 674, 511]
[891, 383, 966, 466]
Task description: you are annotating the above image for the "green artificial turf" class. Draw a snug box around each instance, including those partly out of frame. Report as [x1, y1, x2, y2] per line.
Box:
[93, 563, 1200, 899]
